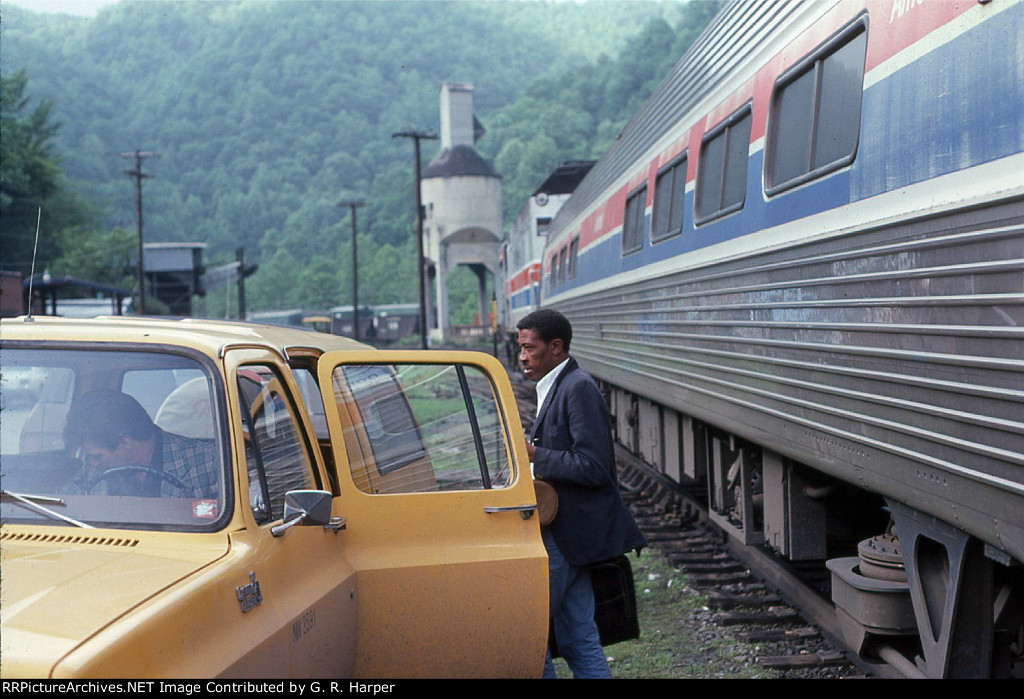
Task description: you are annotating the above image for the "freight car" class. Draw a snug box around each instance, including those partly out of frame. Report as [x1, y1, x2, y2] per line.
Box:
[531, 0, 1023, 678]
[246, 307, 410, 344]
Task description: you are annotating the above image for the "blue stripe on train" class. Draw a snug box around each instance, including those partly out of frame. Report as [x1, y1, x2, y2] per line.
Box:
[547, 4, 1023, 301]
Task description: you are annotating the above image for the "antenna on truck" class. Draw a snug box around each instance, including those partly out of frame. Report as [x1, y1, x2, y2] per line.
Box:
[24, 207, 41, 323]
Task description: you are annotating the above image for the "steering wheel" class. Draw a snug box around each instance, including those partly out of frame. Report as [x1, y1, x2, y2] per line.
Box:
[86, 466, 190, 496]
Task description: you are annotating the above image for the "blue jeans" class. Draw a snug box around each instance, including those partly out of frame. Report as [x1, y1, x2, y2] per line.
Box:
[543, 528, 611, 679]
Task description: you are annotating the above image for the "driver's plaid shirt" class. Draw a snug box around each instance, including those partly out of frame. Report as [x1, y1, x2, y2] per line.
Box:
[159, 431, 219, 498]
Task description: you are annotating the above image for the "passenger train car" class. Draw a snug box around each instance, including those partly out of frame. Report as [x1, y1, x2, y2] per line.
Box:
[533, 0, 1023, 678]
[502, 161, 594, 336]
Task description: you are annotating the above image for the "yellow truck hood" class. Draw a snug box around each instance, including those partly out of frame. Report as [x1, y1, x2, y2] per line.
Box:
[0, 529, 228, 678]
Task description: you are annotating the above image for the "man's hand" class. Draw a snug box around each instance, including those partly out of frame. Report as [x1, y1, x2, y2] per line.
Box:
[525, 439, 536, 460]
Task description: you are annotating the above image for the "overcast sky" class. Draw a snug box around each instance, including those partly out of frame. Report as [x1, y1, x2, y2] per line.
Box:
[5, 0, 124, 16]
[2, 0, 600, 17]
[3, 0, 118, 15]
[3, 0, 416, 17]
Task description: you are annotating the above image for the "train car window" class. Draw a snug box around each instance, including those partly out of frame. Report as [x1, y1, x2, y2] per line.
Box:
[766, 19, 867, 195]
[652, 153, 688, 243]
[695, 105, 752, 225]
[558, 246, 568, 285]
[568, 237, 579, 279]
[621, 184, 647, 255]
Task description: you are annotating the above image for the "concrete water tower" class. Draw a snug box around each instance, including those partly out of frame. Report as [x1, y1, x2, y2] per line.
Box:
[420, 82, 502, 344]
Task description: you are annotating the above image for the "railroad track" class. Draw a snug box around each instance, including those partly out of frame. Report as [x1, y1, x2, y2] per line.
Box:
[614, 448, 875, 678]
[507, 366, 905, 679]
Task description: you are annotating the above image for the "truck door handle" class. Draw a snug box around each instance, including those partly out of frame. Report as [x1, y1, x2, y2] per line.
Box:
[484, 503, 537, 520]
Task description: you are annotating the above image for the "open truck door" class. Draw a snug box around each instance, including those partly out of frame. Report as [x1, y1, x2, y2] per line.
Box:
[318, 350, 548, 678]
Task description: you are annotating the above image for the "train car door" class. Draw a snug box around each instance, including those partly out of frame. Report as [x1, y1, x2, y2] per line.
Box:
[317, 350, 548, 678]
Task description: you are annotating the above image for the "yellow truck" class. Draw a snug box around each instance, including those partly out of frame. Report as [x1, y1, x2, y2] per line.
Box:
[0, 316, 548, 678]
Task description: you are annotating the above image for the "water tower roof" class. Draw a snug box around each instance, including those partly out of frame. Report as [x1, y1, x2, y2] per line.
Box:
[422, 144, 499, 179]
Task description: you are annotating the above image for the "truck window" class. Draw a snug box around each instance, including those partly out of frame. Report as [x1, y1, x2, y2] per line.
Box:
[0, 347, 227, 530]
[237, 365, 317, 522]
[337, 363, 512, 494]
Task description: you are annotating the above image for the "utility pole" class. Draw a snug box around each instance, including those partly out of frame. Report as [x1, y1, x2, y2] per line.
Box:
[337, 200, 367, 341]
[392, 130, 437, 350]
[120, 150, 159, 315]
[236, 247, 248, 320]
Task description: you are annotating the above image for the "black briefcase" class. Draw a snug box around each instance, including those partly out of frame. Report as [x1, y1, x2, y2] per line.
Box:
[592, 554, 641, 645]
[550, 554, 640, 656]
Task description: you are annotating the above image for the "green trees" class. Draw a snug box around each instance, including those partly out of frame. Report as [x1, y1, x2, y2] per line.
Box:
[2, 1, 722, 315]
[0, 70, 110, 284]
[479, 1, 725, 228]
[1, 70, 62, 274]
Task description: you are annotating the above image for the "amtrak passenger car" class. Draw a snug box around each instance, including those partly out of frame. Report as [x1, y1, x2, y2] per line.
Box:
[537, 0, 1023, 678]
[502, 161, 594, 337]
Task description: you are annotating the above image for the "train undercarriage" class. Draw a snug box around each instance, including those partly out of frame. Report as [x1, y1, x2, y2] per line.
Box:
[605, 382, 1024, 679]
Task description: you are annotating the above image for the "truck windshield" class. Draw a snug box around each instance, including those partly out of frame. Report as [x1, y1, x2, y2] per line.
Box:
[0, 347, 228, 531]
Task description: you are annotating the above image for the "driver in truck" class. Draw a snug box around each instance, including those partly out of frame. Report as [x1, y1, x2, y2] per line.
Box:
[63, 389, 218, 498]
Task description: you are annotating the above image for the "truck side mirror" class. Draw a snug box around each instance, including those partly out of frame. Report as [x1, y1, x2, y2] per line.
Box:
[270, 489, 333, 537]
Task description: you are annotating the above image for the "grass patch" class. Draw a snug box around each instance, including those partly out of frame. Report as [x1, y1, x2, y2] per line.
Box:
[549, 549, 774, 679]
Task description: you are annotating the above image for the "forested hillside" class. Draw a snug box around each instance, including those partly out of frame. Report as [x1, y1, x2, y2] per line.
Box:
[1, 0, 721, 317]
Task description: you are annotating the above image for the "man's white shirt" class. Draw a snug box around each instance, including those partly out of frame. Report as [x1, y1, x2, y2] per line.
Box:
[531, 357, 571, 477]
[535, 357, 571, 419]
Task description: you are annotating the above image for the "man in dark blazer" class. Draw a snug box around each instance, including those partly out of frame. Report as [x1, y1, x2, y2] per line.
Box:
[517, 309, 646, 679]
